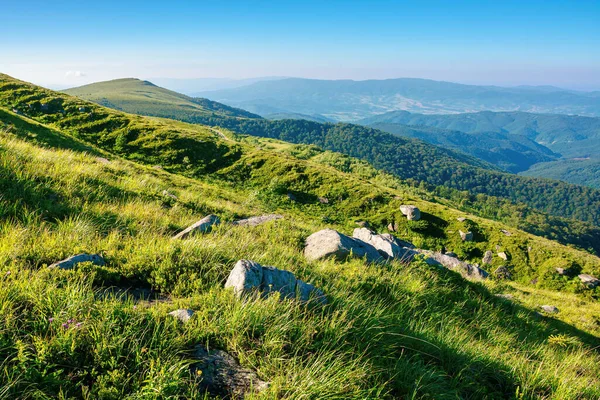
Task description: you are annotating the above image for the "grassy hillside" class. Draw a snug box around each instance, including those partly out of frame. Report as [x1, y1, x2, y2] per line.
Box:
[64, 78, 261, 121]
[56, 78, 600, 233]
[1, 79, 600, 398]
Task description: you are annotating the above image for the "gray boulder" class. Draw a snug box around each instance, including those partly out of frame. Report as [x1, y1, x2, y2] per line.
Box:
[482, 250, 493, 265]
[232, 214, 283, 227]
[173, 214, 220, 239]
[304, 229, 383, 263]
[400, 205, 421, 221]
[194, 345, 268, 399]
[168, 309, 194, 323]
[578, 274, 600, 289]
[225, 260, 326, 304]
[352, 228, 404, 259]
[418, 250, 488, 280]
[541, 305, 559, 314]
[459, 230, 473, 242]
[48, 253, 105, 270]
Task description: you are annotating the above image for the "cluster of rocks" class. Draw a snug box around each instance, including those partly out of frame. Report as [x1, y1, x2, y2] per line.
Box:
[303, 227, 489, 280]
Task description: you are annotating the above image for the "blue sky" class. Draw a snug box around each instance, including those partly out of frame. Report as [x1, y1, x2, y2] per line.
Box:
[1, 0, 599, 89]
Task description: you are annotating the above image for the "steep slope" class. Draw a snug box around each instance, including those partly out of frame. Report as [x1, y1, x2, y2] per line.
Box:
[197, 77, 600, 121]
[1, 78, 600, 399]
[366, 122, 559, 173]
[64, 78, 261, 120]
[55, 77, 600, 232]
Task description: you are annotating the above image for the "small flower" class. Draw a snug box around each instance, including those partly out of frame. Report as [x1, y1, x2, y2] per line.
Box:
[48, 318, 54, 323]
[62, 323, 69, 329]
[75, 322, 83, 328]
[133, 305, 137, 310]
[67, 319, 74, 324]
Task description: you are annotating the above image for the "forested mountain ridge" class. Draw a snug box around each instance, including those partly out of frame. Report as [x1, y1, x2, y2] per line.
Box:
[197, 77, 600, 121]
[54, 77, 600, 232]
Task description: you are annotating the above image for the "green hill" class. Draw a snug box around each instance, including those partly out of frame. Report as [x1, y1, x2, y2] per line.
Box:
[64, 78, 261, 120]
[55, 78, 600, 248]
[1, 74, 600, 399]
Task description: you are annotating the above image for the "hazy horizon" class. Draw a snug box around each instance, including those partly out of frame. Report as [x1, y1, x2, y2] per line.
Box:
[2, 0, 599, 90]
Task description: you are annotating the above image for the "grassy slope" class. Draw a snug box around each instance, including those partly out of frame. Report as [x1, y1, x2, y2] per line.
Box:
[1, 80, 600, 398]
[56, 78, 600, 236]
[64, 78, 261, 120]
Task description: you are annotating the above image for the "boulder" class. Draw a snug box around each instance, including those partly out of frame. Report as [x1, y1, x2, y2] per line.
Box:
[497, 252, 508, 261]
[541, 305, 559, 314]
[48, 253, 105, 270]
[459, 230, 473, 242]
[500, 229, 512, 236]
[232, 214, 283, 227]
[304, 229, 383, 263]
[494, 265, 512, 280]
[482, 250, 493, 265]
[194, 345, 268, 399]
[457, 217, 467, 222]
[225, 260, 326, 304]
[168, 309, 194, 323]
[417, 250, 488, 280]
[352, 228, 404, 259]
[400, 205, 421, 221]
[173, 214, 220, 239]
[578, 274, 600, 289]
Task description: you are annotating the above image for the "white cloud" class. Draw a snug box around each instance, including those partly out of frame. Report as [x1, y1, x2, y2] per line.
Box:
[65, 70, 86, 78]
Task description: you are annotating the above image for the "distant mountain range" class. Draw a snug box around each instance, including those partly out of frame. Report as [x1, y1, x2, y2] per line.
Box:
[197, 77, 600, 121]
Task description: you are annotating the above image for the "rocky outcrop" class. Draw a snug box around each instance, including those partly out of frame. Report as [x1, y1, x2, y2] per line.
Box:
[225, 260, 326, 304]
[541, 305, 559, 314]
[400, 205, 421, 221]
[459, 230, 473, 242]
[482, 251, 493, 265]
[417, 250, 488, 280]
[232, 214, 283, 227]
[48, 253, 105, 270]
[194, 345, 268, 399]
[168, 309, 194, 323]
[173, 214, 220, 239]
[578, 274, 600, 289]
[304, 229, 383, 263]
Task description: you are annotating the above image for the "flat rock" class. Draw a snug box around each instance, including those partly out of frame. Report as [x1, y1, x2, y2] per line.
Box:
[225, 260, 326, 304]
[168, 309, 194, 323]
[578, 274, 600, 289]
[232, 214, 283, 227]
[304, 229, 383, 263]
[194, 345, 268, 399]
[541, 305, 559, 314]
[173, 214, 220, 239]
[48, 253, 105, 270]
[482, 250, 493, 265]
[459, 230, 473, 242]
[417, 250, 488, 280]
[400, 205, 421, 221]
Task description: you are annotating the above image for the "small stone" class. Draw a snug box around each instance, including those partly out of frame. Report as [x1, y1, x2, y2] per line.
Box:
[49, 253, 105, 270]
[459, 230, 473, 242]
[400, 205, 421, 221]
[555, 267, 567, 275]
[457, 217, 467, 222]
[355, 220, 371, 228]
[541, 305, 559, 314]
[95, 157, 110, 164]
[387, 221, 398, 232]
[318, 197, 329, 204]
[173, 214, 220, 239]
[500, 229, 512, 236]
[169, 309, 194, 323]
[482, 250, 493, 265]
[497, 252, 508, 261]
[232, 214, 283, 227]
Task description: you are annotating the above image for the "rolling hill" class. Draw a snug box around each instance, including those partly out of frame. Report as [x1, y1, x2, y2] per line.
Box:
[196, 77, 600, 121]
[1, 73, 600, 398]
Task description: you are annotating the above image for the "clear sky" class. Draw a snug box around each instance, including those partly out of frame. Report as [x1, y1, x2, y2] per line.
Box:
[1, 0, 599, 90]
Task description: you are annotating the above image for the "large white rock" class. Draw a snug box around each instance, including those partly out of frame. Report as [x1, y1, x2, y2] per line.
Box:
[173, 214, 220, 239]
[48, 253, 105, 270]
[225, 260, 326, 304]
[400, 205, 421, 221]
[304, 229, 383, 263]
